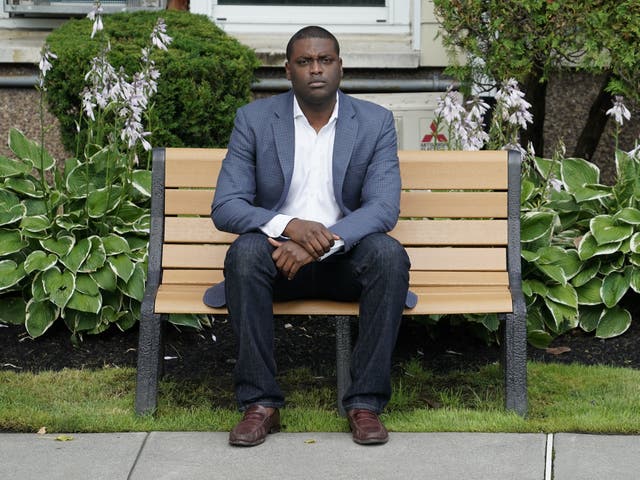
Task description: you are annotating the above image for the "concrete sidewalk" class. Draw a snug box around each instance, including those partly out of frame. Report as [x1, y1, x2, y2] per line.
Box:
[1, 432, 639, 479]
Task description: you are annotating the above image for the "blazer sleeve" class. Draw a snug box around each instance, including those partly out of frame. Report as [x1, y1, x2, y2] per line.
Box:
[329, 109, 401, 251]
[211, 107, 279, 234]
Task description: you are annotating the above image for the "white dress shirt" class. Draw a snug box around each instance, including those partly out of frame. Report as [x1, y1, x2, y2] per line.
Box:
[260, 94, 345, 258]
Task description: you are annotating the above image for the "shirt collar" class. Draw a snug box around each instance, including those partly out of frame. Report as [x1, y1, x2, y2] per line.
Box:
[293, 92, 340, 123]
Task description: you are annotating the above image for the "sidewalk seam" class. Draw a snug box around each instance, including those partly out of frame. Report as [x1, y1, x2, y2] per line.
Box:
[545, 433, 554, 480]
[127, 431, 151, 480]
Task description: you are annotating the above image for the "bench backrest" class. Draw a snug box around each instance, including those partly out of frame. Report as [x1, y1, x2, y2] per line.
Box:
[151, 148, 521, 293]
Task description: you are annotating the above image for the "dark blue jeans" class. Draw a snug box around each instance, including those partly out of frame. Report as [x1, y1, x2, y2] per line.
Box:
[224, 232, 410, 413]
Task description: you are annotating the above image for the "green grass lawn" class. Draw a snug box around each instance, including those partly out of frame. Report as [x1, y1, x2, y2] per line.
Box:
[1, 361, 639, 434]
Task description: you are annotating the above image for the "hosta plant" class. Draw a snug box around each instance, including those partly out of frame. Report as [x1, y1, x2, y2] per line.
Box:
[0, 128, 150, 338]
[520, 150, 640, 347]
[0, 10, 206, 339]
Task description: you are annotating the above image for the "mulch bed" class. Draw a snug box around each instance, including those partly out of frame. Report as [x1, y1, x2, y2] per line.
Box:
[2, 302, 640, 380]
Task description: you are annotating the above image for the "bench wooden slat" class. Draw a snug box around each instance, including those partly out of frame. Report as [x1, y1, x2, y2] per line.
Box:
[155, 284, 513, 315]
[165, 148, 226, 188]
[163, 148, 509, 189]
[164, 189, 509, 218]
[164, 217, 508, 245]
[162, 244, 507, 271]
[164, 217, 237, 244]
[161, 269, 510, 286]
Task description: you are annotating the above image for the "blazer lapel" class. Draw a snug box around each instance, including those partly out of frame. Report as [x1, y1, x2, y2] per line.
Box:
[332, 91, 358, 210]
[272, 91, 296, 207]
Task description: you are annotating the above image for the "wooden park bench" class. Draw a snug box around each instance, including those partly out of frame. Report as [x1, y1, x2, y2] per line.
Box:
[135, 147, 527, 417]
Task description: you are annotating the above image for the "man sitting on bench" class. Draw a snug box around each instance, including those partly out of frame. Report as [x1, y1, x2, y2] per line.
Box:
[204, 25, 414, 447]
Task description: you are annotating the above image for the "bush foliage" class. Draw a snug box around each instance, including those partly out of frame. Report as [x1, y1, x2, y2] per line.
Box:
[45, 10, 259, 152]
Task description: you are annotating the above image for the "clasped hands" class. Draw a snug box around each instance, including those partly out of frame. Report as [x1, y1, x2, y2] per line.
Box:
[268, 218, 340, 280]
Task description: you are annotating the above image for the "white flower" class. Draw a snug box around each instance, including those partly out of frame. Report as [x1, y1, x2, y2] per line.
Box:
[606, 96, 631, 126]
[88, 2, 104, 39]
[495, 79, 533, 129]
[150, 18, 172, 51]
[37, 45, 57, 88]
[436, 90, 465, 125]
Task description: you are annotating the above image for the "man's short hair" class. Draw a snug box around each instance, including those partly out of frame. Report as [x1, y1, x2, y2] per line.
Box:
[285, 26, 340, 61]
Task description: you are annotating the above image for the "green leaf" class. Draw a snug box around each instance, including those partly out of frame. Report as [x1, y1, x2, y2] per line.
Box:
[571, 260, 601, 287]
[31, 271, 48, 302]
[75, 273, 100, 296]
[43, 267, 76, 309]
[600, 270, 631, 308]
[169, 314, 205, 329]
[0, 297, 26, 325]
[572, 184, 612, 202]
[536, 264, 567, 285]
[537, 246, 581, 280]
[60, 237, 91, 273]
[614, 207, 640, 225]
[523, 279, 548, 298]
[24, 250, 58, 274]
[103, 234, 130, 255]
[631, 268, 640, 294]
[527, 329, 553, 349]
[67, 290, 102, 314]
[117, 202, 148, 225]
[19, 215, 51, 232]
[90, 265, 118, 292]
[0, 155, 32, 177]
[0, 259, 26, 290]
[0, 202, 27, 227]
[577, 233, 621, 260]
[119, 263, 145, 301]
[520, 178, 536, 204]
[533, 156, 560, 180]
[64, 309, 100, 333]
[543, 297, 578, 332]
[521, 250, 540, 262]
[630, 233, 640, 254]
[25, 300, 60, 338]
[25, 299, 58, 337]
[108, 254, 135, 282]
[547, 284, 578, 309]
[79, 236, 106, 273]
[560, 157, 600, 192]
[579, 306, 604, 333]
[0, 229, 28, 256]
[8, 128, 55, 171]
[521, 211, 555, 243]
[590, 215, 633, 245]
[40, 234, 75, 257]
[0, 190, 27, 226]
[3, 177, 42, 198]
[575, 278, 602, 305]
[87, 187, 122, 218]
[595, 306, 631, 339]
[132, 169, 152, 197]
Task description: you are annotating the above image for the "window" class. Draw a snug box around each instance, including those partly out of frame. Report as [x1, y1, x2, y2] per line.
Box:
[190, 0, 411, 33]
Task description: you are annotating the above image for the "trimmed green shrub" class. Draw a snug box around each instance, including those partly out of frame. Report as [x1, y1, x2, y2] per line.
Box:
[45, 10, 260, 152]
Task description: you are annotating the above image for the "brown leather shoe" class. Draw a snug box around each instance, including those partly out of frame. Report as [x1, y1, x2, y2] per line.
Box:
[229, 404, 281, 447]
[347, 409, 389, 445]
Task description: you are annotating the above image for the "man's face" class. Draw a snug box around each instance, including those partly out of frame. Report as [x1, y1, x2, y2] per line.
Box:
[285, 37, 343, 108]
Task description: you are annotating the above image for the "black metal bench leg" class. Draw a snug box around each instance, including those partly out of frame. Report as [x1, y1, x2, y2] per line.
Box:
[135, 310, 166, 415]
[335, 315, 352, 417]
[502, 310, 528, 417]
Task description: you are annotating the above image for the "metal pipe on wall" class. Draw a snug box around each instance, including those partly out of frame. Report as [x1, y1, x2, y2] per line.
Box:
[0, 75, 458, 92]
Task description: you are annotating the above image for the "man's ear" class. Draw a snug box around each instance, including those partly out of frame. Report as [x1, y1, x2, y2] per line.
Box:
[285, 61, 291, 80]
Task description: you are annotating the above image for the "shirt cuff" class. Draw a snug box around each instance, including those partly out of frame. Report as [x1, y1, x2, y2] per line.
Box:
[259, 214, 295, 238]
[317, 239, 345, 261]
